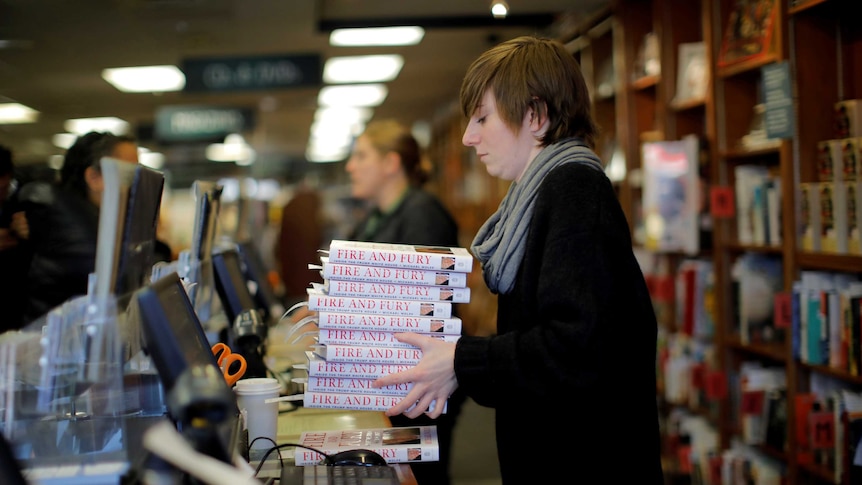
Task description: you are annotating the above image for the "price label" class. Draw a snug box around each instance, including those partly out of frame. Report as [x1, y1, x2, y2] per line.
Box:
[809, 411, 835, 449]
[710, 186, 735, 218]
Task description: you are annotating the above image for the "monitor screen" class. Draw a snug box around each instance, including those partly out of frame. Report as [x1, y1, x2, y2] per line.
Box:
[237, 241, 283, 323]
[212, 248, 257, 325]
[136, 271, 221, 394]
[187, 181, 223, 323]
[115, 164, 165, 298]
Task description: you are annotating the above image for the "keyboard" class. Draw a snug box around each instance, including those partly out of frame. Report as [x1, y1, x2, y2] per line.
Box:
[279, 464, 399, 485]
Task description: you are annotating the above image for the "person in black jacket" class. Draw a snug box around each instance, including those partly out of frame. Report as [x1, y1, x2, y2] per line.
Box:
[0, 145, 28, 332]
[13, 132, 140, 323]
[374, 36, 665, 484]
[345, 119, 464, 485]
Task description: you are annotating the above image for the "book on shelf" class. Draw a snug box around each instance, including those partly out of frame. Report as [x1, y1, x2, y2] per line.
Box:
[294, 426, 439, 466]
[298, 351, 415, 379]
[317, 328, 460, 349]
[640, 135, 700, 254]
[672, 41, 708, 105]
[301, 391, 446, 414]
[312, 343, 423, 365]
[314, 258, 469, 288]
[299, 375, 412, 396]
[306, 288, 453, 317]
[316, 312, 462, 335]
[326, 239, 474, 273]
[314, 280, 472, 303]
[717, 0, 777, 68]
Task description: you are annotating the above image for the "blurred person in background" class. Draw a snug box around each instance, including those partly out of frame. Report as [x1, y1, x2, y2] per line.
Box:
[0, 144, 28, 331]
[344, 119, 464, 485]
[12, 132, 141, 323]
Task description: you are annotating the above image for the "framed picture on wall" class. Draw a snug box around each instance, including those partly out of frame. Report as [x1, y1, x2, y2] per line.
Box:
[717, 0, 777, 68]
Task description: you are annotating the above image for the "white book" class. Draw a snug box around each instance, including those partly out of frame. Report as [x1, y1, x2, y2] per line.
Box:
[316, 280, 471, 303]
[294, 426, 440, 465]
[312, 343, 423, 365]
[314, 258, 469, 288]
[301, 391, 446, 414]
[317, 328, 460, 349]
[326, 240, 474, 272]
[298, 351, 414, 379]
[316, 312, 462, 335]
[306, 288, 453, 317]
[300, 375, 412, 396]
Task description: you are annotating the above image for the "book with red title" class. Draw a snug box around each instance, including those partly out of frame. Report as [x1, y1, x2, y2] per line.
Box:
[314, 280, 472, 303]
[312, 343, 423, 365]
[313, 258, 469, 288]
[306, 288, 453, 317]
[297, 351, 415, 379]
[301, 391, 446, 415]
[317, 328, 461, 349]
[294, 426, 440, 466]
[299, 375, 413, 396]
[316, 312, 462, 335]
[326, 239, 474, 273]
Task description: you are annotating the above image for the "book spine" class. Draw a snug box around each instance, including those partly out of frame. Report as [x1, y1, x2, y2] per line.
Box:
[323, 280, 471, 303]
[316, 312, 462, 335]
[302, 352, 415, 378]
[314, 343, 423, 365]
[301, 391, 447, 415]
[328, 241, 474, 273]
[321, 261, 468, 288]
[317, 328, 461, 349]
[295, 444, 440, 466]
[307, 290, 453, 317]
[303, 376, 412, 396]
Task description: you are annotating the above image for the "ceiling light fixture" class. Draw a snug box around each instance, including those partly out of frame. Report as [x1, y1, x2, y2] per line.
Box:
[491, 0, 509, 18]
[64, 117, 130, 135]
[318, 84, 388, 107]
[0, 103, 39, 124]
[206, 133, 256, 164]
[323, 55, 404, 84]
[102, 65, 185, 93]
[329, 26, 424, 47]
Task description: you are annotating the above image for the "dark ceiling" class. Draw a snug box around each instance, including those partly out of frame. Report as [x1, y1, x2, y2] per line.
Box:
[0, 0, 610, 187]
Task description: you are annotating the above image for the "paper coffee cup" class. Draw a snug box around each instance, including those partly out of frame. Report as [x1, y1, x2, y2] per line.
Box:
[234, 378, 280, 450]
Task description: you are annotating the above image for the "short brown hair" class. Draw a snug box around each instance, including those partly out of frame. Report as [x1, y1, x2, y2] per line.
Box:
[361, 119, 427, 186]
[460, 36, 598, 149]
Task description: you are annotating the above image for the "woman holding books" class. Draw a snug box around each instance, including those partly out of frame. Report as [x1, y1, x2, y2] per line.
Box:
[345, 118, 465, 485]
[374, 36, 665, 484]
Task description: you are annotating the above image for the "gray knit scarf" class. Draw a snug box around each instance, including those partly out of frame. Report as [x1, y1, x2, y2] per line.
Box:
[470, 137, 604, 294]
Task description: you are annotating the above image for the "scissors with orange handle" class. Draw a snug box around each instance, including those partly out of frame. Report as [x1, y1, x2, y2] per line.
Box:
[211, 343, 247, 387]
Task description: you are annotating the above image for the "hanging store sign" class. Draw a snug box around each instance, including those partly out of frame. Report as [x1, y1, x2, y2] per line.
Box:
[155, 106, 255, 142]
[181, 53, 321, 92]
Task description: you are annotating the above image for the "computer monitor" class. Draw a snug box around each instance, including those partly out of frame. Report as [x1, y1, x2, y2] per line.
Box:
[0, 431, 27, 485]
[212, 248, 257, 326]
[136, 271, 222, 395]
[94, 157, 165, 302]
[186, 181, 223, 325]
[237, 240, 284, 324]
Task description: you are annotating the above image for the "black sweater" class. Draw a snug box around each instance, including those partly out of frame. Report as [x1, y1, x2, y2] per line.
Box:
[455, 163, 664, 484]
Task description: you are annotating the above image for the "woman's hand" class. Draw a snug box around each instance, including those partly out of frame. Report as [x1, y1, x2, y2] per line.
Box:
[373, 333, 458, 419]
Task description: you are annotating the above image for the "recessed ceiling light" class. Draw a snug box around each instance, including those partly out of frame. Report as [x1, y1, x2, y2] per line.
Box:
[52, 133, 77, 149]
[329, 26, 424, 47]
[324, 55, 404, 84]
[318, 84, 388, 107]
[102, 65, 185, 93]
[491, 0, 509, 18]
[64, 117, 130, 135]
[0, 103, 39, 124]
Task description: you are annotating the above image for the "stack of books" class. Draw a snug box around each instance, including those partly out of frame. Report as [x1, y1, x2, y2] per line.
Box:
[297, 239, 474, 413]
[294, 425, 440, 465]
